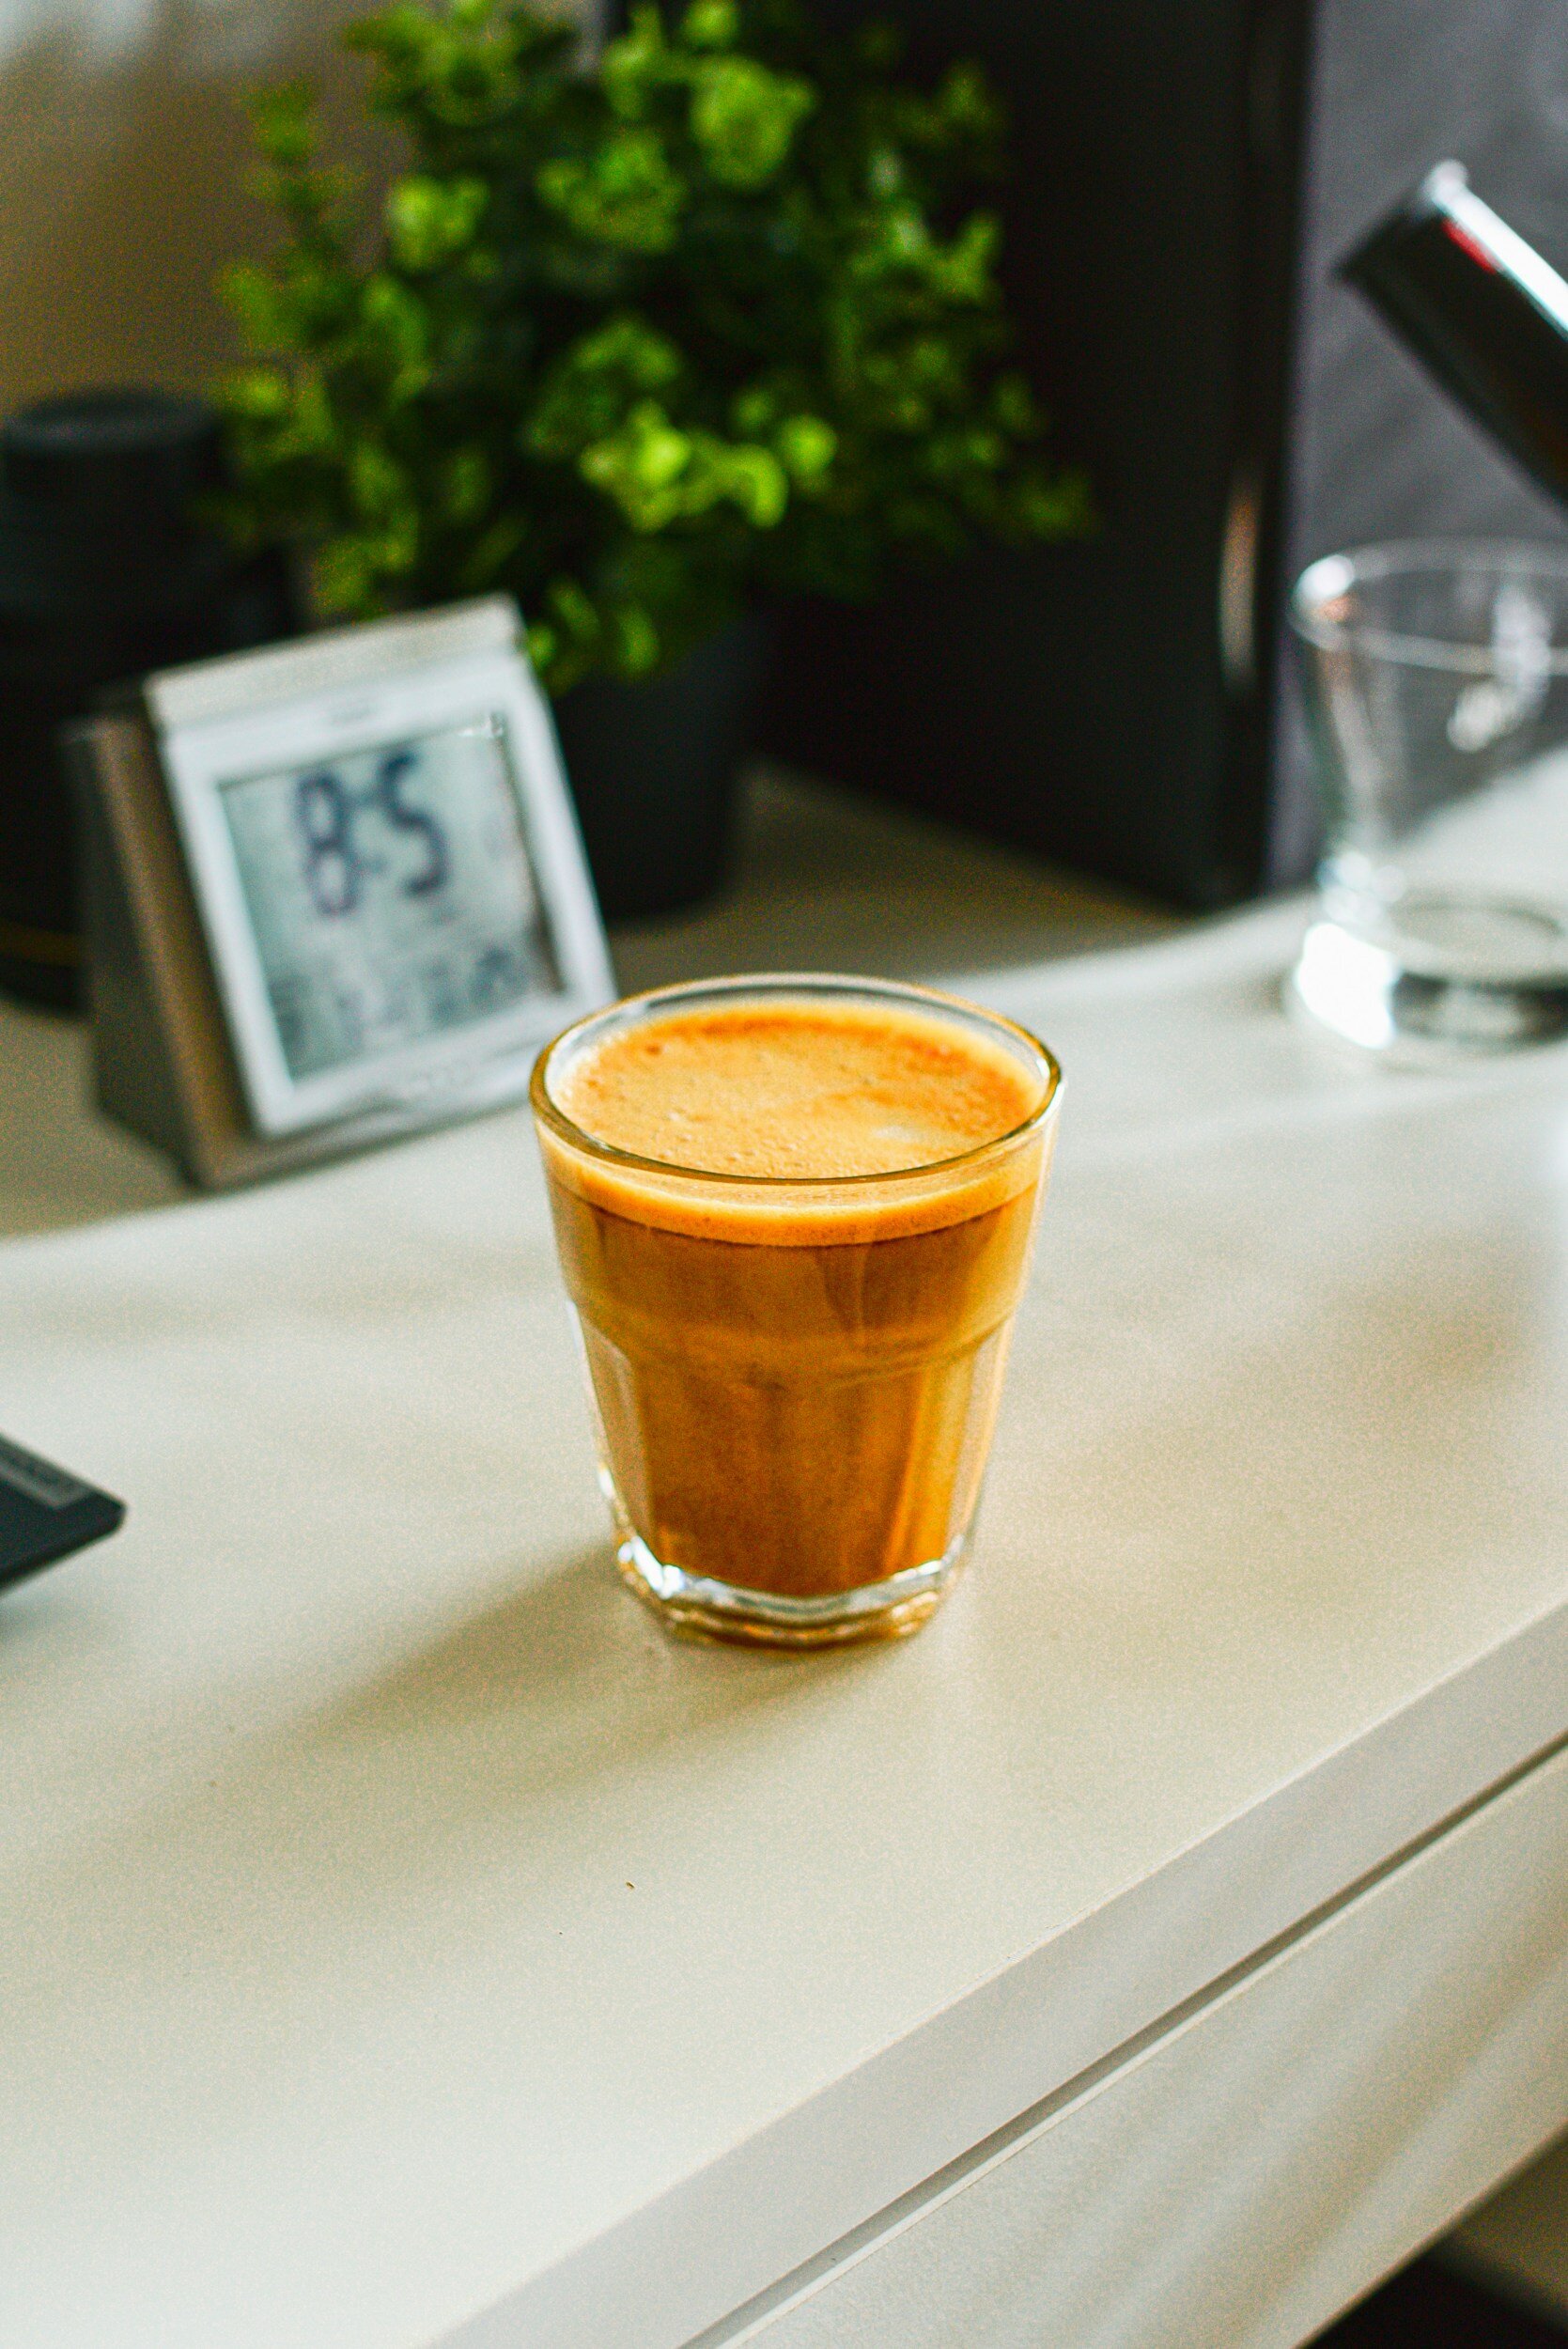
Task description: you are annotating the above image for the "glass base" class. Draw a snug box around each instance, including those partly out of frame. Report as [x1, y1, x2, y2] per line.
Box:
[613, 1526, 969, 1650]
[1289, 912, 1568, 1061]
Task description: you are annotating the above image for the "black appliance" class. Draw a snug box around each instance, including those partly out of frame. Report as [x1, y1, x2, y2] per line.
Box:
[759, 0, 1568, 910]
[0, 391, 294, 1010]
[1341, 163, 1568, 514]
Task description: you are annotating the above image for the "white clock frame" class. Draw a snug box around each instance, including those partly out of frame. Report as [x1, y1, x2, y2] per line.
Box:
[148, 599, 613, 1140]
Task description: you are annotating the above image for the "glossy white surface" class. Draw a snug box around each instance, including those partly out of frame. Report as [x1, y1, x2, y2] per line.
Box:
[3, 895, 1568, 2346]
[721, 1741, 1568, 2348]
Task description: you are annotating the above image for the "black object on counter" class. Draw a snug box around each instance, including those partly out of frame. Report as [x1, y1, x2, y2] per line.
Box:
[0, 1431, 124, 1593]
[0, 390, 295, 1011]
[1342, 163, 1568, 513]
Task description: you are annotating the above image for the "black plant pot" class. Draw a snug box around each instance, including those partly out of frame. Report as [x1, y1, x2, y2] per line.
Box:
[551, 615, 768, 924]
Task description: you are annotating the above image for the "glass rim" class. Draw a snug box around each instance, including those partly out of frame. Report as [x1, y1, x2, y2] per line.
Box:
[1291, 538, 1568, 675]
[530, 972, 1062, 1191]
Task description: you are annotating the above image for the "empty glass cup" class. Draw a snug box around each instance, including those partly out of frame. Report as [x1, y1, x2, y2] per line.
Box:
[1290, 540, 1568, 1055]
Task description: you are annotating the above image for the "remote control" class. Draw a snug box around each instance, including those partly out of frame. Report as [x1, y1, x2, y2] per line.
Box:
[0, 1432, 125, 1593]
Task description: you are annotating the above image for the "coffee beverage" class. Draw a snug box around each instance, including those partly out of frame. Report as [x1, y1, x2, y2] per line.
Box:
[532, 980, 1060, 1645]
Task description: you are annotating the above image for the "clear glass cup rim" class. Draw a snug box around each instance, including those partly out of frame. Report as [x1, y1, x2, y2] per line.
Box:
[531, 972, 1062, 1191]
[1291, 537, 1568, 675]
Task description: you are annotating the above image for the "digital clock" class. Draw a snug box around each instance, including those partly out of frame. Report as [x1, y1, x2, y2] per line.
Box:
[70, 599, 613, 1186]
[216, 718, 558, 1100]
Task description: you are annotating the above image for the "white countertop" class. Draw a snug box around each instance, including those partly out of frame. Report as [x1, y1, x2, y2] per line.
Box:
[3, 793, 1567, 2348]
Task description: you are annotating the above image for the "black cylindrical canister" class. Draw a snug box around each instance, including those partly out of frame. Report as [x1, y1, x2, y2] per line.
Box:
[0, 390, 295, 1009]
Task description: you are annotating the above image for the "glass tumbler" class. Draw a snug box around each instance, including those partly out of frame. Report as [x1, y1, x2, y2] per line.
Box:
[1290, 540, 1568, 1055]
[531, 975, 1061, 1648]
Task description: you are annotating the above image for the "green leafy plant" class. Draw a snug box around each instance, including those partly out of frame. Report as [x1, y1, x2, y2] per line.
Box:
[219, 0, 1090, 692]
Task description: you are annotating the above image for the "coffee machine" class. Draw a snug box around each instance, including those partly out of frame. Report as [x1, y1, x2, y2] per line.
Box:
[760, 0, 1568, 909]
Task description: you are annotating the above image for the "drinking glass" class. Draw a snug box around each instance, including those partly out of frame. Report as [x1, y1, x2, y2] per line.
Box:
[531, 976, 1061, 1648]
[1290, 540, 1568, 1055]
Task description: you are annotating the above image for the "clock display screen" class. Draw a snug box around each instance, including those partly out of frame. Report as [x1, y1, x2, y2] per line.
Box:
[219, 717, 561, 1082]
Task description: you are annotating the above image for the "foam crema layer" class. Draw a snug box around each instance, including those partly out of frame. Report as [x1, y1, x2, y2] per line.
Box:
[536, 988, 1058, 1245]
